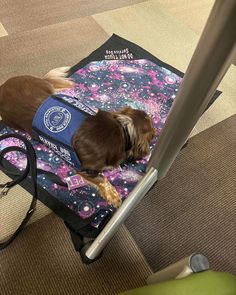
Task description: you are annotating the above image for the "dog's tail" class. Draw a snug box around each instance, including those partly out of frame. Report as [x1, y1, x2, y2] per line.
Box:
[43, 66, 75, 91]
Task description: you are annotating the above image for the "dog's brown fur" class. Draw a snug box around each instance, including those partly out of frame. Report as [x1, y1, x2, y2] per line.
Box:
[0, 68, 155, 207]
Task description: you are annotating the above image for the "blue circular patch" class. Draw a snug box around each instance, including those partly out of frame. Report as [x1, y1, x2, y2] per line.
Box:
[44, 106, 71, 133]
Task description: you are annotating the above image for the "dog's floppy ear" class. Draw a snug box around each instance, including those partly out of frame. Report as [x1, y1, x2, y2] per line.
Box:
[131, 135, 150, 159]
[115, 106, 155, 160]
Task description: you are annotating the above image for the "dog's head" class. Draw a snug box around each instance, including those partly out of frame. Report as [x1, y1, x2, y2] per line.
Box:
[117, 107, 156, 160]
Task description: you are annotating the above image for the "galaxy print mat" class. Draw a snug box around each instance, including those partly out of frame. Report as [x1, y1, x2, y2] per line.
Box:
[0, 35, 221, 230]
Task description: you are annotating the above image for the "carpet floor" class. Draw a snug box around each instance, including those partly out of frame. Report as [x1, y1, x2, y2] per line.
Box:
[126, 114, 236, 274]
[1, 115, 235, 295]
[1, 0, 236, 293]
[0, 214, 152, 295]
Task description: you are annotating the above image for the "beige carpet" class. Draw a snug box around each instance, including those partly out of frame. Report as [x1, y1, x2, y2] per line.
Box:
[126, 114, 236, 275]
[0, 214, 152, 295]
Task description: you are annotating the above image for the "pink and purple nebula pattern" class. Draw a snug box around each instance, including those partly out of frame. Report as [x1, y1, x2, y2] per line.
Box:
[0, 59, 182, 228]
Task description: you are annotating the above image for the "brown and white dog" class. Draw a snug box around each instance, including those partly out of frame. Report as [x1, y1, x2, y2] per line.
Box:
[0, 67, 155, 207]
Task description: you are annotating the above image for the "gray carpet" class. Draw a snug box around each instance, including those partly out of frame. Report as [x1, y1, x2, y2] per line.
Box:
[0, 0, 146, 34]
[0, 17, 109, 84]
[125, 114, 236, 274]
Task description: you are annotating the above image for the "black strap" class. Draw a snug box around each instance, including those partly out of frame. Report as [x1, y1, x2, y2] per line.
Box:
[0, 134, 67, 250]
[0, 134, 38, 249]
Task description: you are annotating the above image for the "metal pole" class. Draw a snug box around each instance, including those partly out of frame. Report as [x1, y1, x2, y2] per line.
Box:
[147, 0, 236, 179]
[85, 167, 158, 260]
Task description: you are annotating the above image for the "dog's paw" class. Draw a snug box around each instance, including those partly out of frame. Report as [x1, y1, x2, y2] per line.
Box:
[107, 187, 122, 208]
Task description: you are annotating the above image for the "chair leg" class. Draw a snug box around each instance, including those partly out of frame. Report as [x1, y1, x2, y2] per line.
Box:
[147, 254, 210, 285]
[84, 167, 158, 261]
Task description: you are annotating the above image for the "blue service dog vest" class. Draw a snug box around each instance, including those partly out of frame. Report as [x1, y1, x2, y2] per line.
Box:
[32, 94, 97, 170]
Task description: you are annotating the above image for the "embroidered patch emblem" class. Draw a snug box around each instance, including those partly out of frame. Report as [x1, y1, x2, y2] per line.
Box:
[44, 106, 71, 133]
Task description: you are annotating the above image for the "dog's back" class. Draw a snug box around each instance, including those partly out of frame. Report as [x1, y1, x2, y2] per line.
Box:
[0, 76, 54, 133]
[0, 67, 74, 133]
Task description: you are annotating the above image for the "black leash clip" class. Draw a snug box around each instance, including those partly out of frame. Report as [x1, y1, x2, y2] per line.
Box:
[0, 183, 11, 197]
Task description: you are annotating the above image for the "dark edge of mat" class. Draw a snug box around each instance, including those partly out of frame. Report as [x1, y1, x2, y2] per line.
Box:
[68, 34, 222, 105]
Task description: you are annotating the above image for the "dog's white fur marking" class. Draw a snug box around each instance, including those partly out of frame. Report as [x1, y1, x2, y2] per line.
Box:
[43, 66, 75, 91]
[43, 66, 72, 79]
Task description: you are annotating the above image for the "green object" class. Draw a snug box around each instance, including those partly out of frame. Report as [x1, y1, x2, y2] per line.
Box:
[118, 271, 236, 295]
